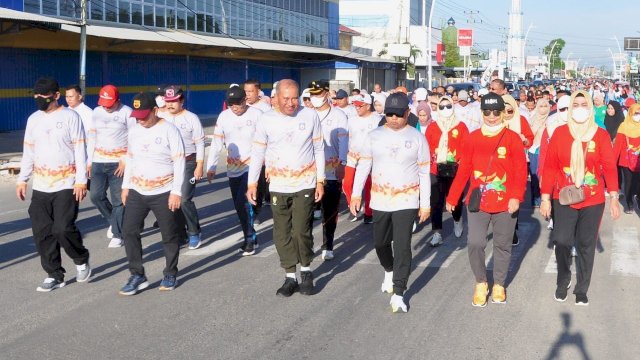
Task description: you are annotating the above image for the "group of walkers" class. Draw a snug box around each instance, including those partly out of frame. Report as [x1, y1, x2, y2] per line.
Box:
[15, 74, 633, 313]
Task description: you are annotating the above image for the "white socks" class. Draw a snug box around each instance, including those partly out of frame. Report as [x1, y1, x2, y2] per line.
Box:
[384, 271, 393, 283]
[286, 273, 296, 280]
[300, 266, 311, 272]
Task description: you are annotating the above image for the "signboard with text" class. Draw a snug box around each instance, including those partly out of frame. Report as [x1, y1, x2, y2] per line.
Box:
[457, 29, 473, 47]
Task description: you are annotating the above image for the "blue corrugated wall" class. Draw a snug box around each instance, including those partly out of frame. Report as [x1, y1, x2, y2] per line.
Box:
[0, 47, 299, 131]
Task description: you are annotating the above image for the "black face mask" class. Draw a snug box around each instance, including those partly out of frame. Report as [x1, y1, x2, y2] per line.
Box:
[35, 96, 54, 111]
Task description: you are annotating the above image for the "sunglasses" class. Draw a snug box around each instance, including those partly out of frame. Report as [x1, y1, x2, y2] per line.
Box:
[385, 112, 404, 118]
[559, 107, 568, 112]
[482, 109, 502, 117]
[439, 104, 453, 110]
[505, 109, 514, 115]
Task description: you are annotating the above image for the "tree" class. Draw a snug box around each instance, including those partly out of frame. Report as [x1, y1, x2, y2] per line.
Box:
[442, 24, 463, 67]
[543, 38, 565, 76]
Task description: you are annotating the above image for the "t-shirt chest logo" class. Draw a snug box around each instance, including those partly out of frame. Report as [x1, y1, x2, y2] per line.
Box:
[155, 137, 162, 144]
[56, 122, 63, 129]
[180, 123, 187, 130]
[587, 141, 596, 153]
[497, 146, 507, 159]
[246, 120, 252, 126]
[405, 141, 412, 149]
[452, 129, 459, 138]
[299, 123, 306, 131]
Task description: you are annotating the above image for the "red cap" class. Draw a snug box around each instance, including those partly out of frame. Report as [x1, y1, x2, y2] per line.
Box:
[395, 86, 408, 94]
[98, 85, 119, 107]
[625, 97, 636, 108]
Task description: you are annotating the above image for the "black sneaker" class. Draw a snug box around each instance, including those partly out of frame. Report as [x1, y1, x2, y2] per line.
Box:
[575, 293, 589, 306]
[554, 284, 569, 302]
[363, 215, 373, 224]
[512, 233, 519, 246]
[152, 220, 159, 228]
[242, 242, 256, 256]
[299, 271, 315, 295]
[276, 277, 299, 297]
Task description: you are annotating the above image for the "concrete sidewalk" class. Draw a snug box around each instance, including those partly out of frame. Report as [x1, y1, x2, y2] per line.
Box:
[0, 113, 218, 170]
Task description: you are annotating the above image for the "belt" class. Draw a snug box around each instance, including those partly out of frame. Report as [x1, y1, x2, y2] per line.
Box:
[185, 153, 196, 161]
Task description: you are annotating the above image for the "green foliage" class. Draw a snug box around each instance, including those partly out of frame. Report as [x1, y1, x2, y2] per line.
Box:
[442, 25, 463, 67]
[543, 38, 566, 74]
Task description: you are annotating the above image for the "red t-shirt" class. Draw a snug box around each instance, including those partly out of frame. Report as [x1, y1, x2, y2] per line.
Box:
[507, 115, 535, 150]
[447, 127, 528, 213]
[540, 125, 619, 209]
[613, 133, 640, 172]
[425, 122, 469, 175]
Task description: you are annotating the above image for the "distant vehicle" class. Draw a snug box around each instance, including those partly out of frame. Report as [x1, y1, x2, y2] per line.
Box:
[532, 80, 544, 87]
[505, 82, 515, 92]
[445, 82, 482, 93]
[516, 81, 529, 89]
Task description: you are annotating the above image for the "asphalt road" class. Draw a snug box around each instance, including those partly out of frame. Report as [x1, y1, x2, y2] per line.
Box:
[0, 166, 639, 360]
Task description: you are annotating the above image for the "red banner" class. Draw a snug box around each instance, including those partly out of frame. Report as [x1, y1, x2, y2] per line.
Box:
[457, 29, 473, 47]
[436, 43, 444, 64]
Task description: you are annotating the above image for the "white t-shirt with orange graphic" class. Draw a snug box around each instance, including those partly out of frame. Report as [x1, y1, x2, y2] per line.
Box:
[207, 106, 262, 178]
[353, 125, 431, 211]
[122, 120, 185, 196]
[346, 113, 381, 168]
[248, 107, 325, 193]
[88, 104, 135, 163]
[18, 107, 88, 193]
[316, 107, 348, 181]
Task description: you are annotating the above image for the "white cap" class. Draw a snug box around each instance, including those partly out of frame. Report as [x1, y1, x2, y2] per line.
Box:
[301, 88, 311, 99]
[230, 83, 239, 88]
[478, 88, 490, 97]
[352, 93, 372, 105]
[458, 90, 469, 101]
[414, 88, 428, 101]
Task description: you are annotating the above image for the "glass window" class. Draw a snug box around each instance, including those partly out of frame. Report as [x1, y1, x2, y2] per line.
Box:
[166, 0, 175, 7]
[60, 0, 78, 18]
[42, 0, 57, 15]
[187, 0, 195, 11]
[24, 0, 39, 15]
[90, 0, 104, 20]
[144, 5, 154, 26]
[131, 2, 142, 25]
[156, 7, 165, 27]
[118, 1, 130, 23]
[187, 11, 195, 30]
[155, 0, 165, 5]
[197, 13, 205, 32]
[176, 9, 186, 29]
[105, 0, 117, 21]
[205, 14, 213, 32]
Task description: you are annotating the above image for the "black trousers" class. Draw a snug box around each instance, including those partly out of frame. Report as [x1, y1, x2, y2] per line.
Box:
[373, 208, 418, 296]
[621, 167, 640, 208]
[551, 200, 605, 296]
[122, 190, 181, 277]
[228, 172, 257, 244]
[321, 180, 341, 251]
[256, 165, 271, 211]
[28, 189, 89, 281]
[430, 174, 462, 230]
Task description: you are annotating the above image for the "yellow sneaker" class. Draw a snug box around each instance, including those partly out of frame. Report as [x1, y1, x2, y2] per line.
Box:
[491, 284, 507, 304]
[472, 282, 489, 307]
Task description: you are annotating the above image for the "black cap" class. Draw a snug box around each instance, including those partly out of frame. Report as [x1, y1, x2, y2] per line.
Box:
[384, 93, 409, 115]
[156, 84, 168, 96]
[33, 77, 59, 95]
[226, 86, 246, 105]
[131, 92, 157, 119]
[480, 92, 505, 111]
[308, 80, 330, 95]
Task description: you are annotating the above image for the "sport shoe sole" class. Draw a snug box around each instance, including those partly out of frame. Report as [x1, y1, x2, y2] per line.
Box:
[36, 281, 66, 292]
[118, 281, 149, 296]
[76, 268, 92, 283]
[159, 281, 178, 291]
[242, 249, 256, 256]
[108, 238, 123, 248]
[554, 281, 572, 302]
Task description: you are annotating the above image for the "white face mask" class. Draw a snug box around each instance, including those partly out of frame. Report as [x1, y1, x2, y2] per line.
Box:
[440, 108, 453, 118]
[633, 114, 640, 122]
[483, 122, 503, 132]
[310, 96, 326, 108]
[572, 107, 590, 123]
[558, 110, 568, 122]
[155, 95, 165, 108]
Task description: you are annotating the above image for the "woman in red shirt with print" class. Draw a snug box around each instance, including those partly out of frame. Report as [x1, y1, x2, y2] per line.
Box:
[613, 103, 640, 214]
[426, 96, 469, 246]
[446, 93, 528, 307]
[540, 90, 620, 306]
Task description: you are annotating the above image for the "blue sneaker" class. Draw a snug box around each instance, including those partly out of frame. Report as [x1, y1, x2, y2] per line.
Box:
[188, 234, 201, 250]
[119, 274, 149, 296]
[159, 275, 178, 291]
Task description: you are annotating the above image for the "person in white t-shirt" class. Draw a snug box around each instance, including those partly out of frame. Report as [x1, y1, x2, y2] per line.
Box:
[17, 77, 91, 292]
[158, 85, 205, 250]
[65, 84, 93, 149]
[206, 87, 263, 256]
[244, 79, 272, 113]
[119, 92, 185, 296]
[88, 85, 135, 248]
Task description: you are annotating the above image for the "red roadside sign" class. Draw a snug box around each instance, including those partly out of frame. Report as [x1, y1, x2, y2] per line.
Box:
[457, 29, 473, 47]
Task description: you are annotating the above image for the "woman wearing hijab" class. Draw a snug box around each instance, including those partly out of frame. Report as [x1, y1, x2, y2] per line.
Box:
[426, 96, 469, 246]
[446, 93, 527, 307]
[613, 103, 640, 214]
[416, 101, 432, 135]
[540, 90, 620, 306]
[502, 94, 534, 246]
[604, 100, 625, 141]
[372, 93, 388, 118]
[527, 99, 551, 207]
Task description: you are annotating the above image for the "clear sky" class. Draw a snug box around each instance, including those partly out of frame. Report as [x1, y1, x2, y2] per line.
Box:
[430, 0, 639, 69]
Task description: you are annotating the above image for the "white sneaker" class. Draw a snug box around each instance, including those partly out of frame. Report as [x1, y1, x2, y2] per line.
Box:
[321, 250, 334, 261]
[350, 215, 359, 222]
[547, 218, 554, 230]
[313, 210, 322, 220]
[412, 221, 417, 233]
[429, 232, 443, 247]
[107, 226, 113, 239]
[76, 263, 92, 283]
[390, 294, 407, 313]
[108, 237, 124, 248]
[381, 271, 393, 293]
[454, 221, 463, 238]
[571, 246, 577, 257]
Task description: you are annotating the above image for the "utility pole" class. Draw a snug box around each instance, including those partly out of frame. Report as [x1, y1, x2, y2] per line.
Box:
[427, 0, 437, 89]
[79, 0, 87, 94]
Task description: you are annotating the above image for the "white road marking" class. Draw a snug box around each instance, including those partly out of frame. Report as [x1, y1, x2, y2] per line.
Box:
[610, 226, 640, 277]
